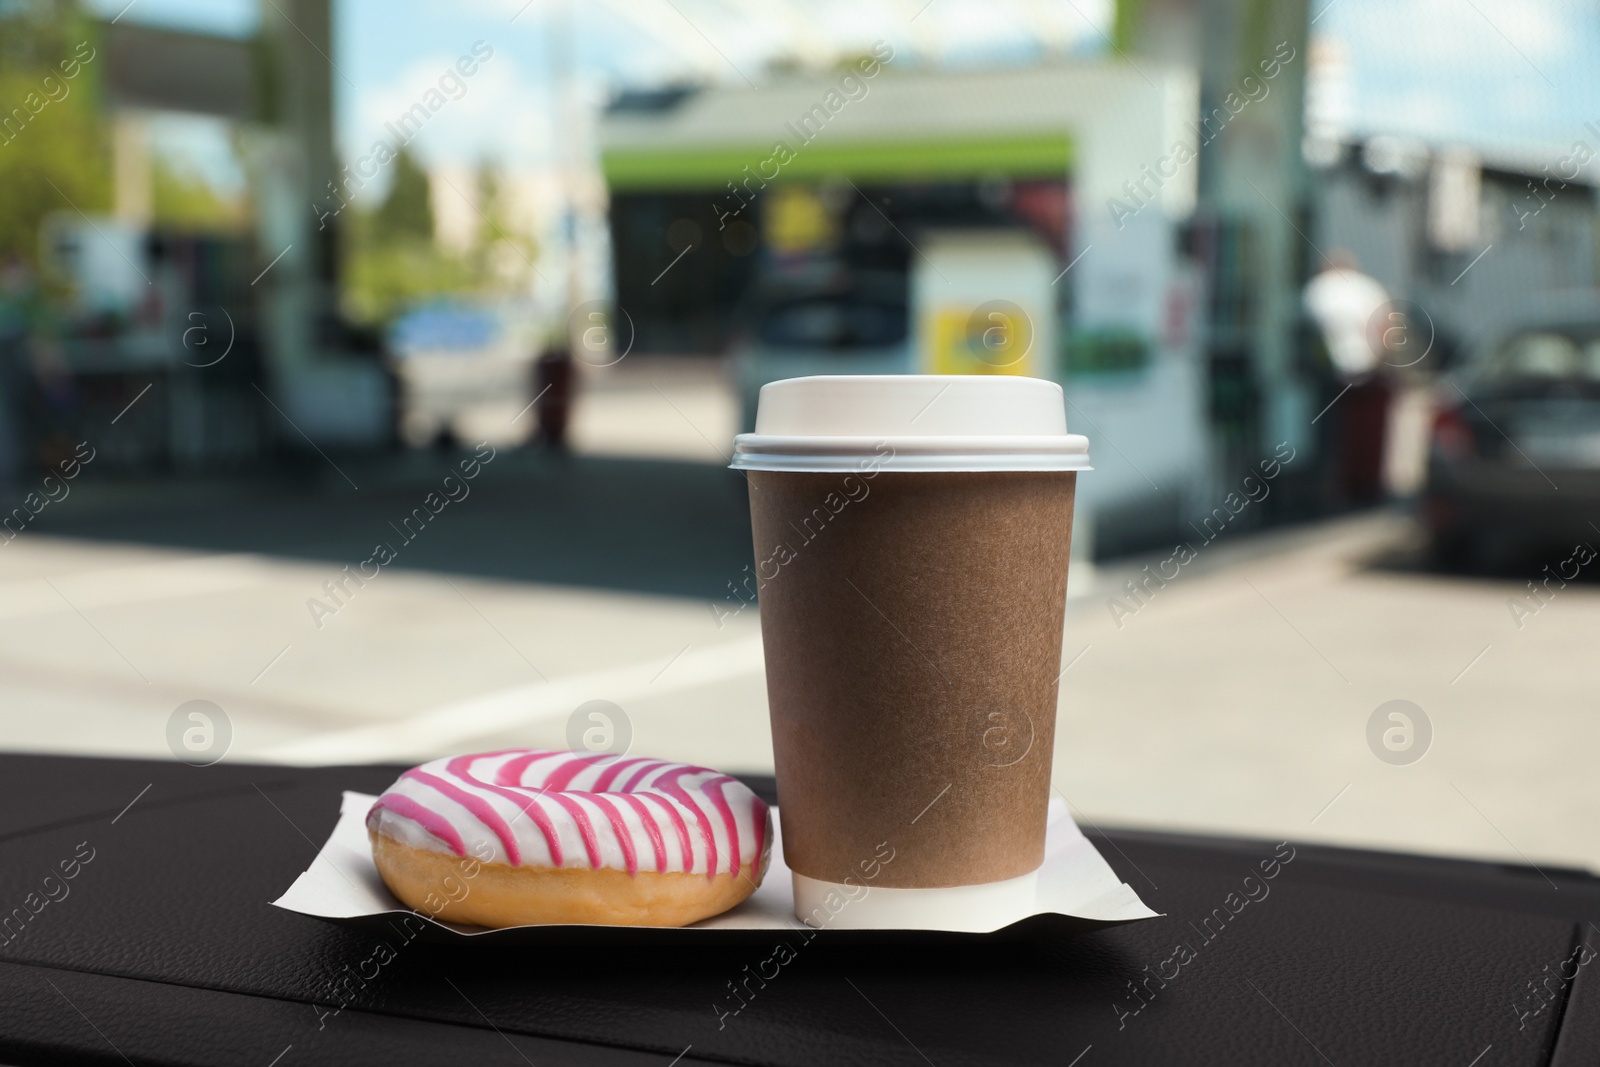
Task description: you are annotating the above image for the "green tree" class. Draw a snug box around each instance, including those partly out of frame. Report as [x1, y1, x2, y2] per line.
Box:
[0, 1, 111, 264]
[469, 163, 536, 287]
[152, 155, 245, 232]
[341, 159, 541, 328]
[341, 203, 474, 326]
[376, 147, 433, 242]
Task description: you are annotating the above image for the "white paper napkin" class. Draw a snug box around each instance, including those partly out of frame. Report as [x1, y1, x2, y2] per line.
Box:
[271, 791, 1160, 937]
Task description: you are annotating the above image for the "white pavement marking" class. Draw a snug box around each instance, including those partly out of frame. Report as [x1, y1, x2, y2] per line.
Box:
[43, 577, 149, 684]
[446, 578, 549, 681]
[0, 555, 279, 624]
[261, 634, 767, 763]
[651, 643, 693, 685]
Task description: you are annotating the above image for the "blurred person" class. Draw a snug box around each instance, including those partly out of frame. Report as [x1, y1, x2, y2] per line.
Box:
[1303, 248, 1394, 506]
[1304, 248, 1390, 378]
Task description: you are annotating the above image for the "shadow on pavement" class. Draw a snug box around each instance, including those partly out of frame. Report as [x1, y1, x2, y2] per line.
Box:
[24, 450, 757, 602]
[1358, 518, 1600, 585]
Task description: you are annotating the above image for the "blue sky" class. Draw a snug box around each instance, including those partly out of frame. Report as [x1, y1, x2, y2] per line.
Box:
[85, 0, 1600, 192]
[1317, 0, 1600, 165]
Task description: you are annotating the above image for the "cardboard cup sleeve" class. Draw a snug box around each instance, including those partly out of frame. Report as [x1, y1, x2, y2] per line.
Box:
[749, 468, 1075, 892]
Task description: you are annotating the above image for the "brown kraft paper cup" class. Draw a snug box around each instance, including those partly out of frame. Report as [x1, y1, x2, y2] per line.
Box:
[749, 466, 1075, 889]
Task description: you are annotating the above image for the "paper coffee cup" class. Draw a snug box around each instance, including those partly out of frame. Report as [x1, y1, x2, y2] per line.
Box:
[731, 375, 1089, 929]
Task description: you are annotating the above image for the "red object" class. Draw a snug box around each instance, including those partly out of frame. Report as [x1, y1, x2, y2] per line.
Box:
[1335, 376, 1393, 504]
[534, 349, 574, 448]
[1431, 405, 1476, 463]
[1010, 181, 1069, 252]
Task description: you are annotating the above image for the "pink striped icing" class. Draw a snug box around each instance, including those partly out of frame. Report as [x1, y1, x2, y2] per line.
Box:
[366, 749, 770, 880]
[369, 793, 465, 856]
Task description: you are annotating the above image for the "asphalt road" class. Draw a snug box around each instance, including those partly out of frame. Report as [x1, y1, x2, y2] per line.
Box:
[1, 450, 1595, 879]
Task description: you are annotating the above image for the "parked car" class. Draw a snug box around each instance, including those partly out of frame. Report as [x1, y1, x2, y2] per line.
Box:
[1423, 303, 1600, 566]
[387, 301, 541, 448]
[729, 272, 912, 432]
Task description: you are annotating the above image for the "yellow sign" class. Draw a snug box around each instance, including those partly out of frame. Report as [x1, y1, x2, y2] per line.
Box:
[764, 186, 835, 254]
[927, 303, 1035, 376]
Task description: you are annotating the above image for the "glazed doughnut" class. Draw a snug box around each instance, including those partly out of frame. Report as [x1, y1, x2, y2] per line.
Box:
[366, 749, 771, 928]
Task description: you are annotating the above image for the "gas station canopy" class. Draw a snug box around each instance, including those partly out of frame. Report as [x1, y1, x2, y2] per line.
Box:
[604, 132, 1074, 189]
[596, 63, 1178, 192]
[103, 21, 257, 120]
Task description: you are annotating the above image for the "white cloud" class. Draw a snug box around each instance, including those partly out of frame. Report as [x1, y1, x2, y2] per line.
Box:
[1321, 0, 1600, 158]
[1498, 79, 1555, 120]
[1383, 87, 1467, 135]
[919, 3, 1042, 58]
[348, 50, 559, 176]
[1337, 0, 1572, 71]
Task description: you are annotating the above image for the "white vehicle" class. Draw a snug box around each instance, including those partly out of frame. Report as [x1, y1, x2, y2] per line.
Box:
[388, 301, 541, 448]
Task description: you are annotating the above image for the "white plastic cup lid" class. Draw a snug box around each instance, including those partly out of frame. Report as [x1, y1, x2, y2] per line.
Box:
[730, 375, 1091, 473]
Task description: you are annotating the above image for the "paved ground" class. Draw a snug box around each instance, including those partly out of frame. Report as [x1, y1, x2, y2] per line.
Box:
[1069, 513, 1599, 878]
[567, 355, 742, 464]
[6, 471, 1596, 877]
[2, 370, 1595, 878]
